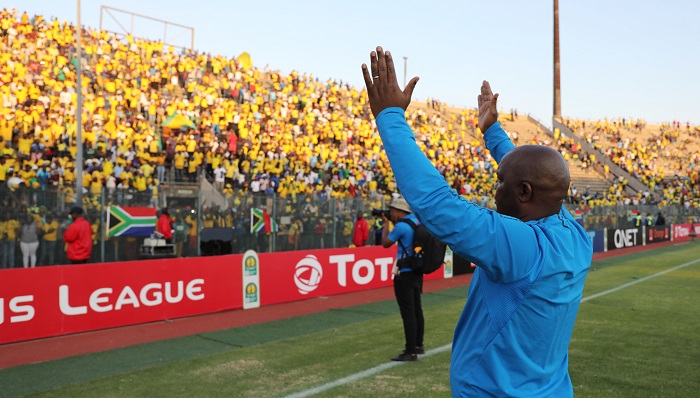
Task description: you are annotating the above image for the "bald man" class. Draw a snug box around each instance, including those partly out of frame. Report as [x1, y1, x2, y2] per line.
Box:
[362, 47, 592, 397]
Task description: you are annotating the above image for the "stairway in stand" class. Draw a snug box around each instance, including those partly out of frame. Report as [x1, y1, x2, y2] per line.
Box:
[568, 163, 611, 197]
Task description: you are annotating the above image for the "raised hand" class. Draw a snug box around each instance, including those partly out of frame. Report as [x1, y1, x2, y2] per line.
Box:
[477, 80, 499, 133]
[362, 46, 419, 118]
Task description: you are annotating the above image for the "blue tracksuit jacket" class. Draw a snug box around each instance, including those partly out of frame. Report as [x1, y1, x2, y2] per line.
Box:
[376, 107, 592, 397]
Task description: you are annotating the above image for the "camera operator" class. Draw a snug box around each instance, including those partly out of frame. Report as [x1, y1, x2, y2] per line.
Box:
[381, 195, 424, 362]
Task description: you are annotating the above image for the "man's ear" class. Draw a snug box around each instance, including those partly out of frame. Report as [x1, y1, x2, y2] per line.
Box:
[518, 181, 533, 203]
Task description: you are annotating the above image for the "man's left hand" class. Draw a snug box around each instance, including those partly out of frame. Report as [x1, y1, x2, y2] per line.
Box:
[362, 46, 419, 118]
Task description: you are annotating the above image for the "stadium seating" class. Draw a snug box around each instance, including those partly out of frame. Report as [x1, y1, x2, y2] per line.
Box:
[0, 9, 698, 267]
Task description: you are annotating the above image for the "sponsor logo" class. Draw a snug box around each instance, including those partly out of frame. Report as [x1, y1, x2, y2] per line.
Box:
[294, 253, 397, 294]
[674, 225, 690, 238]
[59, 279, 205, 316]
[330, 254, 394, 287]
[649, 227, 669, 242]
[244, 282, 258, 304]
[444, 260, 452, 274]
[294, 255, 324, 295]
[613, 228, 639, 248]
[0, 296, 35, 325]
[243, 254, 258, 276]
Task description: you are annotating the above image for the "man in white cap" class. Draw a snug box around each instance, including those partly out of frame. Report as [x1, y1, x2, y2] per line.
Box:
[382, 194, 424, 362]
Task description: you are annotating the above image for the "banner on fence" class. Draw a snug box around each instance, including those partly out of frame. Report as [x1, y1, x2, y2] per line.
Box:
[588, 230, 606, 253]
[607, 227, 643, 250]
[107, 206, 157, 237]
[258, 245, 443, 307]
[646, 226, 671, 243]
[672, 223, 700, 242]
[0, 257, 241, 345]
[1, 245, 446, 345]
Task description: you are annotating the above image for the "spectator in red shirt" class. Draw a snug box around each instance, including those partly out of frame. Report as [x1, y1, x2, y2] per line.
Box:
[227, 130, 238, 153]
[352, 211, 369, 247]
[157, 208, 173, 243]
[63, 207, 93, 264]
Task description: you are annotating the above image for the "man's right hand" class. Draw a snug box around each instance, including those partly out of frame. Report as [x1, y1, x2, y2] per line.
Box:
[361, 46, 419, 118]
[477, 80, 499, 133]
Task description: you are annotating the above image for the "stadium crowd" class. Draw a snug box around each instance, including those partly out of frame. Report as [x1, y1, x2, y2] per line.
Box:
[0, 8, 698, 267]
[563, 118, 700, 208]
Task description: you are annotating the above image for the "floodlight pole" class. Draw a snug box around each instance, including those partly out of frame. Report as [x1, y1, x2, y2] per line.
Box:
[75, 0, 84, 208]
[553, 0, 562, 120]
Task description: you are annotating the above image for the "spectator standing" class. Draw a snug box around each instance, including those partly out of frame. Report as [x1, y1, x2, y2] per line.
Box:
[39, 214, 59, 265]
[352, 211, 369, 247]
[157, 208, 173, 243]
[185, 211, 199, 256]
[213, 164, 226, 191]
[1, 212, 19, 268]
[372, 213, 384, 245]
[0, 214, 5, 267]
[645, 213, 654, 226]
[173, 214, 189, 257]
[655, 212, 666, 226]
[287, 218, 301, 251]
[63, 207, 93, 264]
[19, 214, 40, 268]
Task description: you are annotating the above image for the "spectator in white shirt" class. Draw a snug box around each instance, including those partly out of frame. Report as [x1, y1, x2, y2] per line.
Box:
[213, 166, 226, 191]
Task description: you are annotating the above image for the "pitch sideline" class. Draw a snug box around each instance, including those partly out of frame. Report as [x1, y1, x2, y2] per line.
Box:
[285, 256, 700, 398]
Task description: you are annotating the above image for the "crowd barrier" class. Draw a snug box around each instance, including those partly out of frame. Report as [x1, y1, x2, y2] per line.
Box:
[0, 245, 453, 345]
[585, 223, 697, 253]
[2, 223, 697, 345]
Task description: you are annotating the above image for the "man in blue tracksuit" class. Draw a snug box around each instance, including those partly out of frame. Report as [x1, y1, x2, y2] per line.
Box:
[361, 47, 592, 397]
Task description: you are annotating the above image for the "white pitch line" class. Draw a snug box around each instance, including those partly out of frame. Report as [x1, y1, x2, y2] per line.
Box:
[580, 257, 700, 303]
[285, 256, 700, 398]
[284, 345, 452, 398]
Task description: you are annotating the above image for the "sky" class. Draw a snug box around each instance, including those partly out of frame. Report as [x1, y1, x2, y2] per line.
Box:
[9, 0, 700, 126]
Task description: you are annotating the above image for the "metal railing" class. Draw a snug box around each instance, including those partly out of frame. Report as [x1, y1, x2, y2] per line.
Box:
[1, 184, 697, 268]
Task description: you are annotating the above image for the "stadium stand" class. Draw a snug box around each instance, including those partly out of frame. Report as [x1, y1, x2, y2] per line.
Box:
[0, 8, 698, 267]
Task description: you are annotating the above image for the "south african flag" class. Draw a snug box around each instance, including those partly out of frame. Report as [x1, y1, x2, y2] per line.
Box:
[626, 209, 640, 221]
[107, 206, 157, 237]
[250, 208, 279, 233]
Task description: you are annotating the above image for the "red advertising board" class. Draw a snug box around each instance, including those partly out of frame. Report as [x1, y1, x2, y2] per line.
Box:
[673, 223, 700, 242]
[1, 246, 446, 345]
[258, 246, 444, 306]
[0, 256, 242, 345]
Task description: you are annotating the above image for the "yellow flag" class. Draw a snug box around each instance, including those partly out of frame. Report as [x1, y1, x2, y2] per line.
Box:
[237, 52, 253, 70]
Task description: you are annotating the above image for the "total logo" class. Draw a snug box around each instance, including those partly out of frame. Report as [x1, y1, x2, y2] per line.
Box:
[294, 254, 395, 295]
[294, 255, 324, 295]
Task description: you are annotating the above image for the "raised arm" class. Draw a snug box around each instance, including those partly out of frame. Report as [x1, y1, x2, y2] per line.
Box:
[362, 48, 538, 282]
[478, 80, 514, 163]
